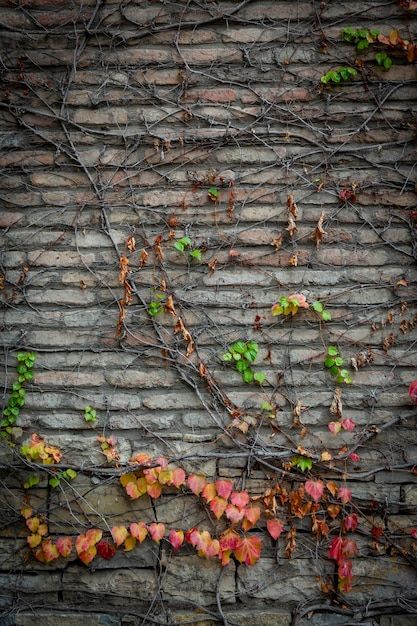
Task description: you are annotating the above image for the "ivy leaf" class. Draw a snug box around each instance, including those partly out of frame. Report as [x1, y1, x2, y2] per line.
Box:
[291, 455, 313, 472]
[42, 538, 59, 563]
[338, 486, 352, 504]
[230, 491, 250, 509]
[201, 482, 217, 503]
[129, 522, 148, 543]
[27, 533, 42, 548]
[305, 479, 324, 502]
[111, 525, 128, 547]
[124, 535, 137, 552]
[327, 346, 338, 357]
[56, 536, 72, 558]
[172, 467, 186, 487]
[312, 301, 323, 313]
[215, 479, 233, 500]
[254, 371, 266, 384]
[187, 474, 207, 496]
[242, 369, 254, 384]
[24, 474, 40, 489]
[96, 539, 116, 560]
[234, 535, 262, 566]
[208, 186, 220, 201]
[148, 522, 165, 543]
[210, 496, 228, 519]
[78, 545, 97, 566]
[225, 504, 245, 524]
[147, 482, 162, 499]
[267, 518, 285, 540]
[168, 530, 184, 551]
[242, 504, 261, 530]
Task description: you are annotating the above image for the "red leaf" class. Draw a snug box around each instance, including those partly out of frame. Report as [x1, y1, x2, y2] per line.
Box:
[409, 380, 417, 404]
[341, 418, 355, 432]
[210, 496, 228, 520]
[168, 530, 184, 551]
[371, 526, 384, 539]
[56, 536, 72, 558]
[342, 538, 358, 557]
[187, 474, 206, 496]
[96, 539, 116, 560]
[343, 513, 358, 532]
[111, 525, 128, 547]
[328, 536, 343, 561]
[242, 505, 261, 530]
[215, 479, 233, 500]
[267, 518, 285, 540]
[147, 482, 162, 499]
[219, 529, 240, 551]
[234, 535, 262, 566]
[148, 522, 165, 543]
[230, 491, 250, 509]
[41, 539, 59, 563]
[85, 528, 102, 546]
[305, 480, 324, 503]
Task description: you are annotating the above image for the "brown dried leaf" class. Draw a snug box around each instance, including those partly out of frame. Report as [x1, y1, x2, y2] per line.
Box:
[313, 210, 326, 248]
[330, 388, 343, 419]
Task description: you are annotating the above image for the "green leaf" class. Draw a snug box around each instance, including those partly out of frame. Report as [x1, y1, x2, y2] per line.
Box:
[312, 301, 323, 313]
[232, 353, 241, 361]
[174, 241, 185, 252]
[208, 186, 220, 199]
[254, 371, 266, 384]
[291, 455, 313, 472]
[230, 341, 246, 355]
[327, 346, 338, 357]
[357, 38, 369, 50]
[334, 357, 344, 367]
[261, 401, 273, 411]
[236, 359, 249, 372]
[64, 468, 77, 480]
[321, 310, 332, 322]
[24, 371, 33, 381]
[24, 474, 40, 489]
[189, 249, 202, 261]
[324, 357, 335, 369]
[375, 52, 386, 65]
[49, 476, 60, 488]
[383, 56, 393, 70]
[12, 382, 22, 391]
[242, 369, 254, 384]
[222, 352, 232, 362]
[330, 366, 339, 377]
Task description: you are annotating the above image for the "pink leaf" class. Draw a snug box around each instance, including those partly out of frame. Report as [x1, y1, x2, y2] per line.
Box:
[129, 522, 148, 543]
[187, 474, 206, 496]
[328, 536, 344, 561]
[230, 491, 250, 509]
[148, 522, 165, 543]
[408, 380, 417, 404]
[266, 518, 285, 540]
[172, 467, 186, 487]
[338, 486, 352, 504]
[305, 479, 324, 502]
[56, 536, 72, 558]
[168, 529, 184, 551]
[349, 452, 360, 462]
[225, 504, 245, 524]
[343, 513, 358, 532]
[341, 418, 355, 432]
[328, 421, 342, 434]
[215, 479, 233, 500]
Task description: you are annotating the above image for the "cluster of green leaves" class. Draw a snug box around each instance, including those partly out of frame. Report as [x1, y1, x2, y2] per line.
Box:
[147, 292, 165, 317]
[324, 346, 352, 384]
[342, 27, 379, 50]
[375, 51, 393, 70]
[1, 352, 36, 436]
[84, 405, 97, 423]
[290, 455, 313, 472]
[49, 468, 77, 488]
[342, 27, 393, 70]
[222, 341, 266, 385]
[321, 67, 357, 84]
[174, 236, 203, 261]
[311, 300, 332, 322]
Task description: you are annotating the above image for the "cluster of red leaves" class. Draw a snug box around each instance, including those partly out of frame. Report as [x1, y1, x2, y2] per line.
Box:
[328, 527, 358, 592]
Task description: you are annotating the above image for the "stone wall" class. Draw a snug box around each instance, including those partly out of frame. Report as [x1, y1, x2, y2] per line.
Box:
[1, 0, 417, 624]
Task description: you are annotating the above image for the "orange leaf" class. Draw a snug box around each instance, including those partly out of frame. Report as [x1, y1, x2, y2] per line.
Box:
[111, 525, 128, 547]
[85, 528, 102, 546]
[219, 529, 240, 551]
[327, 505, 341, 519]
[326, 481, 338, 497]
[42, 538, 59, 563]
[234, 535, 262, 566]
[158, 469, 173, 485]
[26, 517, 39, 533]
[201, 482, 217, 503]
[225, 504, 245, 524]
[242, 505, 261, 530]
[267, 518, 285, 540]
[21, 505, 33, 519]
[210, 496, 228, 520]
[38, 523, 48, 537]
[56, 536, 72, 557]
[187, 474, 207, 496]
[147, 482, 162, 499]
[78, 545, 97, 566]
[129, 522, 148, 543]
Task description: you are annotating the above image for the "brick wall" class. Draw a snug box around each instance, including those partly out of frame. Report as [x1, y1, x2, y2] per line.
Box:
[1, 1, 417, 624]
